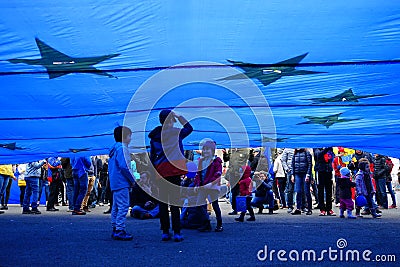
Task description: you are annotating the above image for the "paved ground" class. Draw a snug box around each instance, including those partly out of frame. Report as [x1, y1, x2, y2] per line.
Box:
[1, 197, 399, 267]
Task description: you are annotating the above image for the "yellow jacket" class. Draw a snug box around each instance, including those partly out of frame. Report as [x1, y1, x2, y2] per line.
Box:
[0, 165, 15, 178]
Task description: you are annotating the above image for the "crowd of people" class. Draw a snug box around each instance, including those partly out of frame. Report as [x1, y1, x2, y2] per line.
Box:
[0, 109, 399, 242]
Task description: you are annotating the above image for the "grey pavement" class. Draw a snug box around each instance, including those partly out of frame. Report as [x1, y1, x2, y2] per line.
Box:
[0, 198, 399, 267]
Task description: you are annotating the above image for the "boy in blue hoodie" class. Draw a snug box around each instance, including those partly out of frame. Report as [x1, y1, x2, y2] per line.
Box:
[109, 126, 136, 241]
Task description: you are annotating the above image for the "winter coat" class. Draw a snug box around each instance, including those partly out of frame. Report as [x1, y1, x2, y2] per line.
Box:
[314, 148, 334, 173]
[291, 149, 312, 176]
[337, 176, 355, 199]
[253, 175, 273, 197]
[355, 170, 375, 196]
[281, 148, 294, 174]
[108, 142, 136, 191]
[149, 123, 193, 178]
[239, 166, 252, 196]
[26, 161, 46, 178]
[273, 154, 285, 178]
[0, 165, 15, 178]
[194, 156, 222, 187]
[373, 155, 388, 180]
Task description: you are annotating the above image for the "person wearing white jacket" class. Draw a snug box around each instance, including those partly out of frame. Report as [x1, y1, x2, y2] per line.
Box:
[273, 149, 287, 208]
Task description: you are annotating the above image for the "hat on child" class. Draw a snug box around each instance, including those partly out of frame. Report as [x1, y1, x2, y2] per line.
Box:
[340, 167, 351, 177]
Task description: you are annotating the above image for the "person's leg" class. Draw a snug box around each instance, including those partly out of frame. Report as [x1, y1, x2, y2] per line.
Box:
[246, 196, 255, 219]
[294, 174, 303, 211]
[267, 191, 274, 214]
[4, 179, 12, 207]
[81, 176, 94, 210]
[75, 173, 88, 211]
[285, 172, 294, 210]
[19, 186, 26, 206]
[47, 179, 57, 209]
[304, 180, 312, 212]
[278, 177, 287, 207]
[0, 175, 10, 208]
[386, 182, 397, 207]
[167, 176, 182, 234]
[324, 173, 333, 212]
[114, 188, 130, 231]
[317, 172, 326, 212]
[230, 184, 239, 213]
[376, 179, 388, 209]
[66, 178, 74, 211]
[30, 178, 40, 210]
[23, 178, 32, 212]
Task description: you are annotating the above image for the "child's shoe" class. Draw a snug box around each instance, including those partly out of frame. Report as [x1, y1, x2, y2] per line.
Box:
[215, 225, 223, 232]
[173, 233, 184, 242]
[161, 232, 171, 241]
[112, 230, 133, 241]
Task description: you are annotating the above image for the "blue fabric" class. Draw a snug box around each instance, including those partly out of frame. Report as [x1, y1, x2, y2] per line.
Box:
[0, 0, 399, 165]
[71, 157, 92, 178]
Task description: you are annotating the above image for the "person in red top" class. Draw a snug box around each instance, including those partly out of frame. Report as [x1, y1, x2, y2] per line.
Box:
[333, 147, 347, 206]
[235, 165, 255, 222]
[194, 139, 223, 232]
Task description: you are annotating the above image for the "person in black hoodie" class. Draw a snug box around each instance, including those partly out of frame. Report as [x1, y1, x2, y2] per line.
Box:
[314, 147, 336, 216]
[373, 153, 388, 209]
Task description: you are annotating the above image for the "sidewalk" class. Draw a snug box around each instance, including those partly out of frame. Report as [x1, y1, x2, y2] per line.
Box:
[0, 200, 399, 267]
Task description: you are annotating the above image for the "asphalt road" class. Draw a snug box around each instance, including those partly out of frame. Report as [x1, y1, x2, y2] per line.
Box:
[0, 197, 399, 267]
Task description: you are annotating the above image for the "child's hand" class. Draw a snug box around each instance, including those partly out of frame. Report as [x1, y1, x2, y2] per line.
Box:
[291, 175, 294, 183]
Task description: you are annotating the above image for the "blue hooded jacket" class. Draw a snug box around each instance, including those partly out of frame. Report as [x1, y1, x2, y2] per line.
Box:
[108, 142, 136, 191]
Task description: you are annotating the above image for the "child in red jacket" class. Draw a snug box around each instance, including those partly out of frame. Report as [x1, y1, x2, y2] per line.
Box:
[235, 165, 255, 222]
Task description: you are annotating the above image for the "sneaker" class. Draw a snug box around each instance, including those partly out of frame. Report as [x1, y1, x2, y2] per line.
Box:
[291, 209, 301, 215]
[246, 216, 255, 221]
[22, 209, 31, 214]
[319, 211, 326, 216]
[348, 215, 356, 219]
[113, 230, 133, 241]
[161, 233, 171, 241]
[31, 209, 41, 214]
[376, 209, 382, 214]
[287, 208, 293, 213]
[301, 208, 307, 213]
[98, 202, 104, 206]
[234, 217, 244, 222]
[228, 211, 238, 215]
[215, 225, 223, 232]
[339, 215, 345, 218]
[306, 210, 312, 215]
[89, 204, 96, 209]
[327, 210, 336, 216]
[72, 210, 86, 215]
[46, 208, 59, 212]
[389, 205, 397, 209]
[173, 233, 184, 242]
[103, 209, 112, 214]
[0, 210, 4, 214]
[372, 213, 382, 218]
[361, 210, 371, 215]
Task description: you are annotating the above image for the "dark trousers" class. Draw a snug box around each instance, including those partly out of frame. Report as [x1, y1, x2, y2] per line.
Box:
[19, 186, 26, 205]
[240, 196, 255, 218]
[317, 172, 333, 212]
[230, 184, 239, 212]
[47, 178, 63, 209]
[159, 175, 182, 233]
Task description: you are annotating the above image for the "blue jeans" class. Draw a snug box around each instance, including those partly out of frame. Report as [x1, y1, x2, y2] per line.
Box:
[72, 172, 88, 211]
[251, 191, 274, 209]
[294, 173, 312, 210]
[23, 177, 40, 210]
[0, 174, 10, 202]
[376, 179, 388, 209]
[65, 178, 74, 210]
[38, 179, 49, 203]
[386, 181, 396, 206]
[111, 188, 130, 231]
